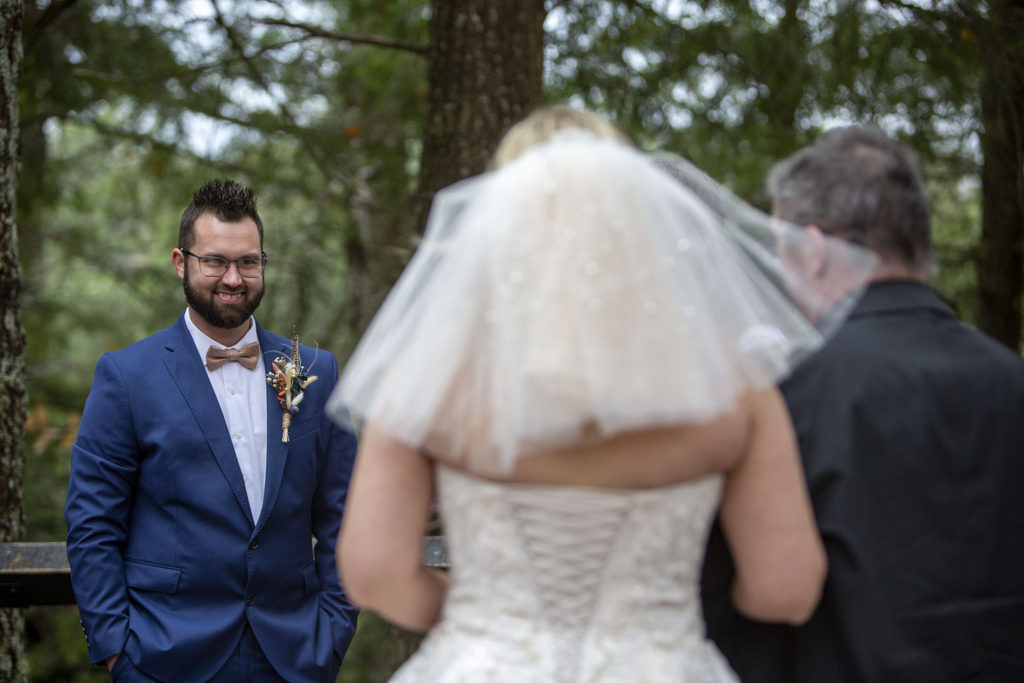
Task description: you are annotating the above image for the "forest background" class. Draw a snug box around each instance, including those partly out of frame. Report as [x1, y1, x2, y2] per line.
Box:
[0, 0, 1022, 681]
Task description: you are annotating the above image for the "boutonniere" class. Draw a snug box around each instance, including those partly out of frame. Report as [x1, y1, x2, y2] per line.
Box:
[266, 330, 318, 443]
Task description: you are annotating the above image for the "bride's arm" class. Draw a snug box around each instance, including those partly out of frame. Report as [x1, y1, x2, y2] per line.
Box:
[718, 387, 826, 625]
[337, 423, 448, 632]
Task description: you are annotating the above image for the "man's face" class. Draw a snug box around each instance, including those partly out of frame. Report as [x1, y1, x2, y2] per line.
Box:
[175, 213, 264, 336]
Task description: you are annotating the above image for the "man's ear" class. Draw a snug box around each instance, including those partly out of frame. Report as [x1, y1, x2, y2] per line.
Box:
[780, 223, 827, 276]
[802, 224, 828, 278]
[172, 248, 186, 281]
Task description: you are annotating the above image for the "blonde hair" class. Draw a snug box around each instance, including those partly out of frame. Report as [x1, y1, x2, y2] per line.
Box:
[489, 105, 632, 169]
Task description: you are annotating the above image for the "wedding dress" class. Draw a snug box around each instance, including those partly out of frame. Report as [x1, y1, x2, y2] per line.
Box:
[389, 466, 739, 682]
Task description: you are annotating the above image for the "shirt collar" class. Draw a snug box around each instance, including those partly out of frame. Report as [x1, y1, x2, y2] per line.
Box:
[182, 308, 259, 361]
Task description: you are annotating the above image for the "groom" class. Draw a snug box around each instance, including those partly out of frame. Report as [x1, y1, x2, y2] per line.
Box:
[65, 179, 359, 681]
[701, 126, 1024, 680]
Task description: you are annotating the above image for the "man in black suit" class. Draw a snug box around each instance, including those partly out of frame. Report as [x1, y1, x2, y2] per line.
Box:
[702, 125, 1024, 682]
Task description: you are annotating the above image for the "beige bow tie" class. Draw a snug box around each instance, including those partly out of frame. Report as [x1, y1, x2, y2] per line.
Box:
[206, 341, 260, 371]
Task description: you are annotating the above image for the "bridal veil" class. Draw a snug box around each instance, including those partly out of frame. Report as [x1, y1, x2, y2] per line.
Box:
[327, 133, 876, 474]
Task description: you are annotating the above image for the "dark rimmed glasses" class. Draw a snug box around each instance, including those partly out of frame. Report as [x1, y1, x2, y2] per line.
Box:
[182, 250, 268, 278]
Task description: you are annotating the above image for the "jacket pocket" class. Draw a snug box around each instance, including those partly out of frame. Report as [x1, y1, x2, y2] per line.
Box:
[302, 562, 321, 595]
[125, 559, 182, 594]
[287, 413, 321, 443]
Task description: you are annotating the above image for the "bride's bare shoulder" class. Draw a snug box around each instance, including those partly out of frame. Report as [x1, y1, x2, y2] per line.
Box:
[475, 394, 768, 490]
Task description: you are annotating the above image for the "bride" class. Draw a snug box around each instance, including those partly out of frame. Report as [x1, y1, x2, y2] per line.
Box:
[327, 106, 875, 681]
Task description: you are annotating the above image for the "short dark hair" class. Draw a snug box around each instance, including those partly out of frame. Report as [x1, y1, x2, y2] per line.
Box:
[767, 125, 931, 273]
[178, 179, 264, 250]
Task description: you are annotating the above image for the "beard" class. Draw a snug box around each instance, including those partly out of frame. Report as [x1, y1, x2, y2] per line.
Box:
[183, 265, 264, 329]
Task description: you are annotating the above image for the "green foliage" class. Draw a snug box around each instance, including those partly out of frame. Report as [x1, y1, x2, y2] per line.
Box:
[544, 0, 991, 332]
[19, 0, 432, 407]
[337, 613, 424, 682]
[545, 1, 983, 204]
[26, 607, 106, 683]
[930, 178, 982, 322]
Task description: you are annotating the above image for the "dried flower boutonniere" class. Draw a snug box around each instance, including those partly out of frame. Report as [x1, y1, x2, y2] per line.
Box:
[266, 330, 318, 443]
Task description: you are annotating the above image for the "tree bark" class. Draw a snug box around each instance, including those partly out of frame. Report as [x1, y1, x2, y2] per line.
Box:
[378, 3, 544, 668]
[0, 0, 27, 680]
[977, 0, 1024, 351]
[414, 0, 545, 231]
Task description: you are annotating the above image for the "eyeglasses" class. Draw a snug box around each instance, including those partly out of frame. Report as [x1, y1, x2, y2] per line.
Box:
[182, 250, 268, 278]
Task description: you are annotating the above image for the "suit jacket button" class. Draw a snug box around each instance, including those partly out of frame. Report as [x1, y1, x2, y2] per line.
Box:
[245, 595, 255, 606]
[249, 539, 258, 550]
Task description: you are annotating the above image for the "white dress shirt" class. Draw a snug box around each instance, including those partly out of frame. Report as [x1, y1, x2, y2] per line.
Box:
[184, 309, 268, 522]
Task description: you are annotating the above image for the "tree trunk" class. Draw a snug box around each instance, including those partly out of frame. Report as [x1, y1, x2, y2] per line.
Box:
[0, 0, 27, 680]
[414, 0, 545, 231]
[378, 4, 544, 671]
[977, 0, 1024, 351]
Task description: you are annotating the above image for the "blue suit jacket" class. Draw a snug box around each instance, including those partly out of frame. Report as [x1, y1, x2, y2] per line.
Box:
[65, 315, 359, 682]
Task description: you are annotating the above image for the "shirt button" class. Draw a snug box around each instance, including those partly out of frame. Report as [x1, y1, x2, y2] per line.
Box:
[245, 595, 255, 606]
[234, 432, 242, 439]
[229, 389, 237, 395]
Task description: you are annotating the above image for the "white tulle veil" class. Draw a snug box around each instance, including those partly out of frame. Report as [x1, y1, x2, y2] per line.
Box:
[327, 133, 877, 475]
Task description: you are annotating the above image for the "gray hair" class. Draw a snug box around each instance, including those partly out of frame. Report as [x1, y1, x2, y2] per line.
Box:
[767, 125, 931, 273]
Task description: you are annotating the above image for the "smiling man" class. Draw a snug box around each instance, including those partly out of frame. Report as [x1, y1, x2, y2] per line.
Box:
[65, 179, 359, 682]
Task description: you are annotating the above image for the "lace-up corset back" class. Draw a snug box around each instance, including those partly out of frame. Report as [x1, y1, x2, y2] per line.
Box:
[389, 466, 738, 682]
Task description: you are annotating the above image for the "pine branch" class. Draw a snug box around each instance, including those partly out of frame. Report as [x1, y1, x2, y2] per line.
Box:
[209, 1, 347, 187]
[25, 0, 81, 52]
[255, 18, 427, 55]
[70, 37, 312, 86]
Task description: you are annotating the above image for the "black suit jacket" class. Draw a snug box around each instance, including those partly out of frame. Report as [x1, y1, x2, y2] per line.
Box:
[702, 281, 1024, 682]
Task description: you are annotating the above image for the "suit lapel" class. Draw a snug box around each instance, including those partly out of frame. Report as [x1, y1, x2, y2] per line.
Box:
[163, 315, 255, 527]
[255, 326, 290, 533]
